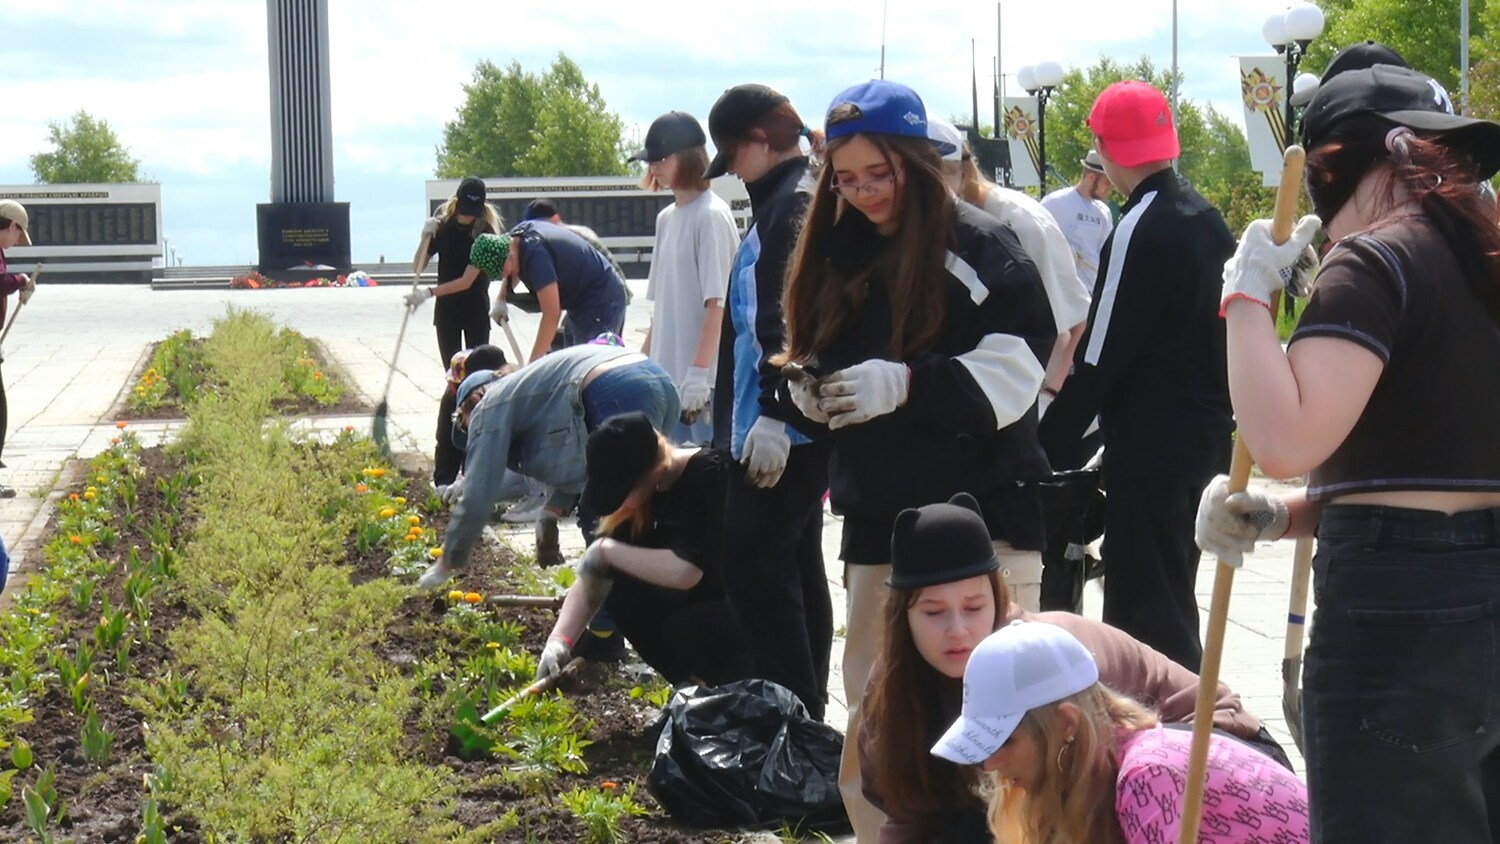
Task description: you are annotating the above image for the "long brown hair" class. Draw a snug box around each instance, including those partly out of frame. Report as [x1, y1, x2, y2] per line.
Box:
[595, 436, 672, 541]
[778, 120, 955, 362]
[985, 685, 1159, 844]
[1307, 113, 1500, 326]
[861, 570, 1010, 818]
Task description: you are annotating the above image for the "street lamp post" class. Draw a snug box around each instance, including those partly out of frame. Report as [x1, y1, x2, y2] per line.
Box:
[1265, 2, 1326, 150]
[1020, 61, 1065, 193]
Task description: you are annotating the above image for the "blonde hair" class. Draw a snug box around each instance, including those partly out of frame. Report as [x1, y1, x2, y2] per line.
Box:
[985, 684, 1159, 844]
[958, 148, 993, 208]
[595, 436, 673, 541]
[437, 197, 503, 238]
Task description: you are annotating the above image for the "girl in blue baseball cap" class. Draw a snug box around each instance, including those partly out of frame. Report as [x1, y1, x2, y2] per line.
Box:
[773, 78, 1058, 840]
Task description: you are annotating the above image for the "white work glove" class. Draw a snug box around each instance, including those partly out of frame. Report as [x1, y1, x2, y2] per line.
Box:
[17, 275, 34, 305]
[437, 474, 465, 505]
[677, 367, 712, 417]
[787, 374, 829, 424]
[404, 287, 434, 309]
[741, 417, 791, 488]
[490, 298, 510, 326]
[1194, 474, 1291, 568]
[421, 216, 441, 238]
[818, 359, 910, 431]
[1221, 215, 1322, 313]
[536, 637, 572, 682]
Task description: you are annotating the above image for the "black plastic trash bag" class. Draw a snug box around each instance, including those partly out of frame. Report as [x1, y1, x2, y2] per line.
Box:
[647, 678, 849, 832]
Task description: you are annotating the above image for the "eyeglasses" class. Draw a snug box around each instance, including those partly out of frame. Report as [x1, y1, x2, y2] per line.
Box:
[829, 166, 902, 198]
[451, 390, 487, 434]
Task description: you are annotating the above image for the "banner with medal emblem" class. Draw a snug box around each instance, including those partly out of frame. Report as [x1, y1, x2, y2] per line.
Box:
[1239, 56, 1291, 186]
[1002, 96, 1041, 187]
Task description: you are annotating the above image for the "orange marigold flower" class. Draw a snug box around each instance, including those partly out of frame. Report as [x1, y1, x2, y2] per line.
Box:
[463, 592, 483, 604]
[354, 483, 368, 493]
[69, 535, 83, 545]
[115, 421, 128, 429]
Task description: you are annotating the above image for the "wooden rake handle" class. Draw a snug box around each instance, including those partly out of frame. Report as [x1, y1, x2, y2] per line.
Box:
[1178, 145, 1305, 844]
[480, 657, 582, 724]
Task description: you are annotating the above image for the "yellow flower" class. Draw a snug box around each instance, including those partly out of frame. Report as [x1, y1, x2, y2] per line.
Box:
[379, 508, 397, 519]
[485, 642, 500, 650]
[429, 548, 443, 559]
[27, 608, 40, 615]
[84, 490, 96, 501]
[464, 592, 483, 604]
[393, 496, 407, 505]
[447, 590, 464, 602]
[406, 515, 421, 526]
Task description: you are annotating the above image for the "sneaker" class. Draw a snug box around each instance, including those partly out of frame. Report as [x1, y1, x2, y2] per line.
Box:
[416, 561, 457, 591]
[0, 485, 15, 499]
[534, 513, 564, 568]
[500, 494, 548, 524]
[573, 628, 627, 662]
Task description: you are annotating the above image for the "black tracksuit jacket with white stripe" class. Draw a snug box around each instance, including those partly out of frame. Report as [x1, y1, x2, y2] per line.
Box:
[784, 202, 1056, 550]
[1039, 169, 1235, 478]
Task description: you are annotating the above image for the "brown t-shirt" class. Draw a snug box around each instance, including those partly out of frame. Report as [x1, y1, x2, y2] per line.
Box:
[1292, 215, 1500, 500]
[858, 607, 1260, 844]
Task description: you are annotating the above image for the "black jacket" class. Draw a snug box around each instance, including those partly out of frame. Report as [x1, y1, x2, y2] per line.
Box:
[783, 202, 1056, 549]
[712, 156, 813, 452]
[1039, 169, 1235, 478]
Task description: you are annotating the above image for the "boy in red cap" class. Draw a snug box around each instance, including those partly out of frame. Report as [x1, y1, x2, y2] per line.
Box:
[1038, 81, 1235, 672]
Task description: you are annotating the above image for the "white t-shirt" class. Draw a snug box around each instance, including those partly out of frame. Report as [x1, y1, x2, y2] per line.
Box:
[978, 185, 1092, 333]
[646, 190, 739, 382]
[1041, 186, 1114, 292]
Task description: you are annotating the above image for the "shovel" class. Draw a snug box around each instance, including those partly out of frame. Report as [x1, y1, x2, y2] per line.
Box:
[372, 237, 430, 457]
[1282, 536, 1314, 753]
[481, 657, 581, 724]
[486, 593, 565, 610]
[1178, 144, 1305, 844]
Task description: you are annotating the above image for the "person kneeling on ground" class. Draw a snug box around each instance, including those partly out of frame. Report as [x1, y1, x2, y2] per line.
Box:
[535, 412, 753, 685]
[932, 622, 1308, 843]
[861, 493, 1289, 843]
[432, 344, 508, 504]
[419, 344, 679, 588]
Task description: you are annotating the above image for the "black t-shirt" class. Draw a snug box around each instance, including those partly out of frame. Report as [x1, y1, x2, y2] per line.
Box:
[1291, 214, 1500, 500]
[427, 217, 494, 322]
[608, 449, 728, 598]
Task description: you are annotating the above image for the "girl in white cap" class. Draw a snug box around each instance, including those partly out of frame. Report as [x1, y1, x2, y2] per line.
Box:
[932, 622, 1309, 843]
[775, 78, 1056, 842]
[861, 493, 1285, 844]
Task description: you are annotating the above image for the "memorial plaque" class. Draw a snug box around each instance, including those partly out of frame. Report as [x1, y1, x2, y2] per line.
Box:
[255, 202, 351, 275]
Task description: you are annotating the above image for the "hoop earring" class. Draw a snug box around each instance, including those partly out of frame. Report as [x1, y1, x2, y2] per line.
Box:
[1055, 736, 1076, 775]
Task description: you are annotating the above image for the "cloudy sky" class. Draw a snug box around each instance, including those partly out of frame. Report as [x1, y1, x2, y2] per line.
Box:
[2, 0, 1304, 266]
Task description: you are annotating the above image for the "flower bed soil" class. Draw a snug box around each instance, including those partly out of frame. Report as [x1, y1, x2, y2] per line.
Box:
[1, 449, 745, 843]
[119, 339, 370, 420]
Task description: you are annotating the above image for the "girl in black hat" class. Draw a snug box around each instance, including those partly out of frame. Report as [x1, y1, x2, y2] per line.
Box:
[862, 494, 1285, 844]
[534, 411, 752, 686]
[1204, 64, 1500, 841]
[409, 177, 502, 366]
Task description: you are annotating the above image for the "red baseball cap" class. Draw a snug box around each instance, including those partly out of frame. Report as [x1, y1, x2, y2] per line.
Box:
[1087, 81, 1180, 167]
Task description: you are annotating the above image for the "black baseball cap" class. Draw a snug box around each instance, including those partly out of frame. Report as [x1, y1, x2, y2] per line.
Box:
[1322, 40, 1409, 84]
[705, 84, 791, 179]
[580, 412, 661, 516]
[887, 493, 1000, 590]
[455, 177, 487, 216]
[523, 198, 559, 221]
[628, 111, 707, 164]
[1301, 64, 1500, 178]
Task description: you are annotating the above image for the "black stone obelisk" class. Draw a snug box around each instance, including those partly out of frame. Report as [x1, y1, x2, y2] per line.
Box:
[256, 0, 351, 277]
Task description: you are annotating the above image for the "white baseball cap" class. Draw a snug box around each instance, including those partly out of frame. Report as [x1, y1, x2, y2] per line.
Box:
[926, 115, 966, 162]
[0, 200, 31, 246]
[930, 621, 1100, 765]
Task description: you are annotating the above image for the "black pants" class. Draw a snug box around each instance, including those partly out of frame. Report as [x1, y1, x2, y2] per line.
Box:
[435, 310, 491, 370]
[721, 440, 833, 720]
[434, 389, 462, 486]
[1100, 469, 1218, 672]
[605, 579, 754, 687]
[0, 362, 7, 463]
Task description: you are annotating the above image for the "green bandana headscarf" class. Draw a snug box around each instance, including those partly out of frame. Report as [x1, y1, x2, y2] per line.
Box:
[469, 233, 511, 278]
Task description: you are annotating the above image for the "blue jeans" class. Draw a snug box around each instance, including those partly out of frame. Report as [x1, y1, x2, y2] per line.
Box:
[562, 306, 626, 348]
[1304, 504, 1500, 843]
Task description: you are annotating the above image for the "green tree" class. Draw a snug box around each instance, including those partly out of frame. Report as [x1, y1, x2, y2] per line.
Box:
[30, 110, 141, 184]
[435, 54, 629, 178]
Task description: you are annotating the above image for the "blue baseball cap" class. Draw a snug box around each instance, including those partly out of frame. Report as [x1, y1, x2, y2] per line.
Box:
[825, 80, 929, 143]
[452, 369, 503, 450]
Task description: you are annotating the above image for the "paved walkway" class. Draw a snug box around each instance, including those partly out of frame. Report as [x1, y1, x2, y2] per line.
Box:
[0, 284, 1312, 801]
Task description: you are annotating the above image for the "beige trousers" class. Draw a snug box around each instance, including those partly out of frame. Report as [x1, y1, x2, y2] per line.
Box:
[836, 544, 1043, 842]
